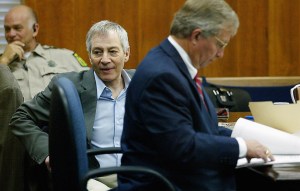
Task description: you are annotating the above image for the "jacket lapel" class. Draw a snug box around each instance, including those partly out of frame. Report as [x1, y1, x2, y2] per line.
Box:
[79, 69, 97, 141]
[160, 40, 206, 108]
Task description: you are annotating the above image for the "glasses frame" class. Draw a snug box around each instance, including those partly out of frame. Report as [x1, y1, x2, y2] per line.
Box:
[214, 36, 228, 49]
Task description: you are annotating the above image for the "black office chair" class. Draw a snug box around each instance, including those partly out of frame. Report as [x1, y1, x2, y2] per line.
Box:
[48, 77, 175, 191]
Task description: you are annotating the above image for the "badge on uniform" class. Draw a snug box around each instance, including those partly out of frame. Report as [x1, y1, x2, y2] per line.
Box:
[73, 53, 88, 67]
[48, 60, 56, 67]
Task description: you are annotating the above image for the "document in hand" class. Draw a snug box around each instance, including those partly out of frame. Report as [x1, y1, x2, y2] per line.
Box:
[231, 118, 300, 168]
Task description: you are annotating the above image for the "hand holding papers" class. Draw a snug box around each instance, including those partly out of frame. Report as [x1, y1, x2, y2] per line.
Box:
[232, 118, 300, 168]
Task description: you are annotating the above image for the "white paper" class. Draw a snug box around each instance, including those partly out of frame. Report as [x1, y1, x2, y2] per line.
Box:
[232, 118, 300, 155]
[236, 155, 300, 168]
[232, 118, 300, 167]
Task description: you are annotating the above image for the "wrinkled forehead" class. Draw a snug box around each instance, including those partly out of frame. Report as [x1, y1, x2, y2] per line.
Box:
[91, 30, 121, 42]
[91, 31, 122, 46]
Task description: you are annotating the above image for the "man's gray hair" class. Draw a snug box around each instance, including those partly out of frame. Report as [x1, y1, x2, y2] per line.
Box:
[170, 0, 239, 38]
[86, 20, 129, 53]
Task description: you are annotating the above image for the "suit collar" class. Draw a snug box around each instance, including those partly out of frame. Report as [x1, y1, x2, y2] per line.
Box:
[160, 39, 200, 99]
[160, 39, 192, 81]
[167, 36, 197, 78]
[160, 39, 215, 118]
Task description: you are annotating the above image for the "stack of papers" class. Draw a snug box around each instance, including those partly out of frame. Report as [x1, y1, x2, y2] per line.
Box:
[237, 155, 300, 168]
[232, 118, 300, 168]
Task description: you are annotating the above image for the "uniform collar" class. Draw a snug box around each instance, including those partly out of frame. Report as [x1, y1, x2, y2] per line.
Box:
[31, 44, 49, 60]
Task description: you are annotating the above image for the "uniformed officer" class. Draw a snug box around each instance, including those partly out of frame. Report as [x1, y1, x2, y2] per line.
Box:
[0, 5, 88, 191]
[0, 5, 89, 101]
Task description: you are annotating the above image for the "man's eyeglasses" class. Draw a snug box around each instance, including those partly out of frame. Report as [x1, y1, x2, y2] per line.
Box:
[214, 36, 228, 49]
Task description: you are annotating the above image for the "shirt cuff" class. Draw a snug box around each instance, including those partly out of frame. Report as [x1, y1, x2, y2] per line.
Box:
[235, 137, 247, 158]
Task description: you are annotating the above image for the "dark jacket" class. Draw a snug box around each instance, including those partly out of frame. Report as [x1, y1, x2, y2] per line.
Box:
[118, 39, 239, 191]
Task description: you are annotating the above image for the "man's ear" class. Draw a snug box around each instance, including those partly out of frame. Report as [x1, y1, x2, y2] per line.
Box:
[192, 28, 202, 41]
[124, 47, 130, 62]
[32, 24, 36, 32]
[32, 23, 39, 37]
[191, 28, 202, 45]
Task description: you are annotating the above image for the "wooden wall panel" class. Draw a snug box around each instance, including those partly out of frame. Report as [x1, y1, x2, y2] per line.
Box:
[201, 0, 269, 77]
[269, 0, 300, 76]
[136, 0, 185, 64]
[22, 0, 300, 77]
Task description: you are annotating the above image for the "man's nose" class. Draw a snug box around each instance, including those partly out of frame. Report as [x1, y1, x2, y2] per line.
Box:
[216, 49, 224, 58]
[100, 52, 111, 64]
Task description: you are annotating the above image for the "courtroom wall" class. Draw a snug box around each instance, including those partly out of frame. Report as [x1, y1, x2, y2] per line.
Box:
[23, 0, 300, 77]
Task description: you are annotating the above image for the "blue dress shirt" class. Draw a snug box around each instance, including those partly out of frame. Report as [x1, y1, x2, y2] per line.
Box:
[91, 70, 130, 167]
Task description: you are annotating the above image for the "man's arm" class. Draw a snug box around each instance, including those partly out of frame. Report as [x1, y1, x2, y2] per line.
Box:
[9, 76, 56, 164]
[0, 64, 23, 122]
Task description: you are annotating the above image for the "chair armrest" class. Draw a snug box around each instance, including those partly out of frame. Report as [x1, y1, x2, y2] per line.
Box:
[86, 147, 122, 156]
[82, 166, 176, 191]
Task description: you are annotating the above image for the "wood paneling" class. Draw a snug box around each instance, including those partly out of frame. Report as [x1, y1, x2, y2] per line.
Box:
[23, 0, 300, 77]
[268, 0, 300, 76]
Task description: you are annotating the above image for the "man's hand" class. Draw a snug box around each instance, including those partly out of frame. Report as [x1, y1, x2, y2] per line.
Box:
[0, 41, 25, 65]
[245, 140, 275, 163]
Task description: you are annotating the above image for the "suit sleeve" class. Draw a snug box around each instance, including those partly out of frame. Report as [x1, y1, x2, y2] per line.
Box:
[0, 65, 23, 136]
[10, 75, 59, 164]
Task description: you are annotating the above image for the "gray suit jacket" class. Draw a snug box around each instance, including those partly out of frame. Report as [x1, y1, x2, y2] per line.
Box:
[10, 69, 98, 164]
[0, 64, 24, 191]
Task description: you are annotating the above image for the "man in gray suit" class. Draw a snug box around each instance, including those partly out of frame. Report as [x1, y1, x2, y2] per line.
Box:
[10, 20, 131, 190]
[0, 64, 24, 191]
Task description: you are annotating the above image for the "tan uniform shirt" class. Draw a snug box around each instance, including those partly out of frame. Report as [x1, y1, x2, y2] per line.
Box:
[8, 44, 89, 101]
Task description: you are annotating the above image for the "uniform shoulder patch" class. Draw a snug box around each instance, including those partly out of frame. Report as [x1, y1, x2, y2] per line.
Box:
[73, 53, 88, 67]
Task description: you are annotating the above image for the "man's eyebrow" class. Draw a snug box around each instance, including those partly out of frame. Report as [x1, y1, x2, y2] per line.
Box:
[4, 24, 23, 28]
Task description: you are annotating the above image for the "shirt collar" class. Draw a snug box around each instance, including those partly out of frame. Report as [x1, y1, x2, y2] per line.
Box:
[168, 36, 198, 79]
[94, 69, 131, 99]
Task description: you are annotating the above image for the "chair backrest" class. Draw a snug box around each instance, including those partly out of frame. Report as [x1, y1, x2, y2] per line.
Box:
[49, 77, 88, 191]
